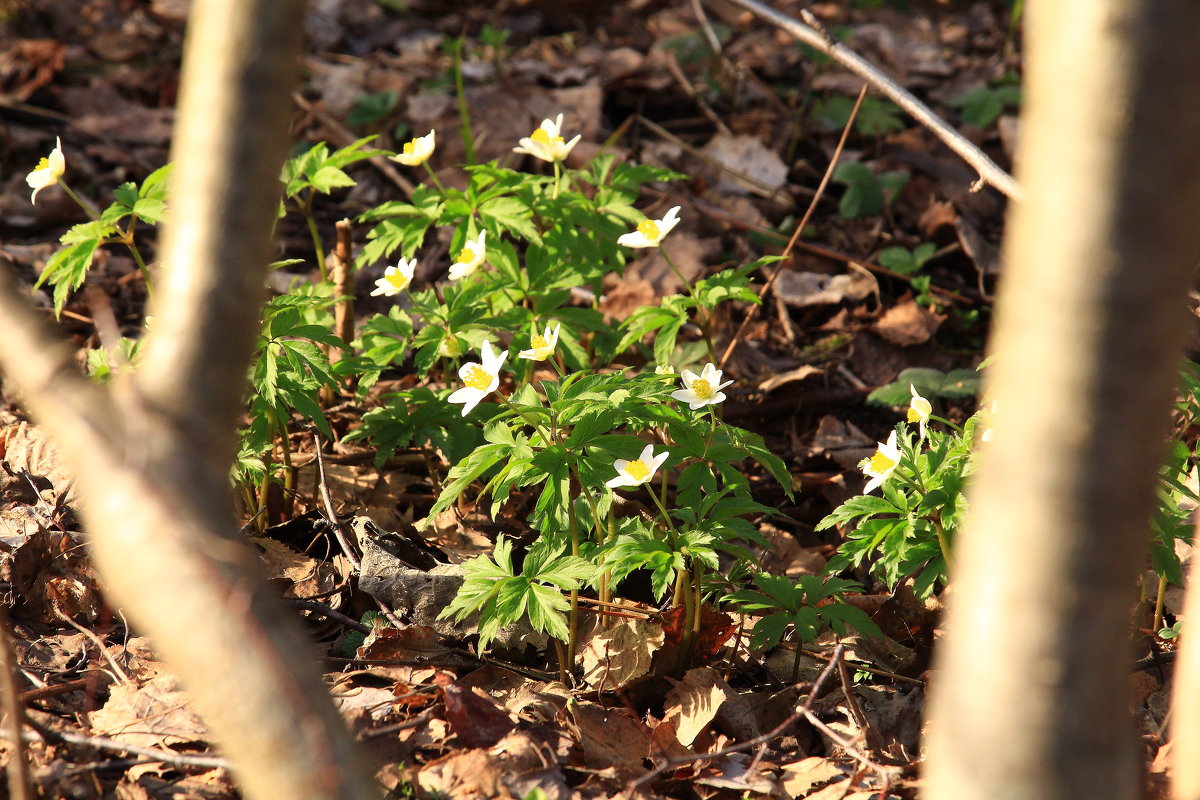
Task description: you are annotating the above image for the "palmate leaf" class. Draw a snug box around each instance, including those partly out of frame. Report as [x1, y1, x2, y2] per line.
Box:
[38, 239, 100, 316]
[427, 443, 508, 520]
[815, 494, 899, 530]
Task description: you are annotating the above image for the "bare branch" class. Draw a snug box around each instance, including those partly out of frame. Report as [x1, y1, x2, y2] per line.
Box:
[714, 0, 1023, 201]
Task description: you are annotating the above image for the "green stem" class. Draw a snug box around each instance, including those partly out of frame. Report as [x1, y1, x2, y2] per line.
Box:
[451, 37, 476, 165]
[930, 413, 963, 433]
[659, 246, 696, 296]
[57, 180, 101, 219]
[646, 479, 680, 538]
[121, 226, 155, 302]
[301, 194, 327, 281]
[932, 513, 955, 577]
[421, 161, 449, 197]
[499, 395, 554, 443]
[552, 160, 562, 201]
[567, 492, 581, 670]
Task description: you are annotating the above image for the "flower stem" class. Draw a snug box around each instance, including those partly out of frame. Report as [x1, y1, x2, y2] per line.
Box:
[301, 196, 327, 281]
[57, 180, 101, 220]
[932, 513, 955, 576]
[421, 161, 449, 197]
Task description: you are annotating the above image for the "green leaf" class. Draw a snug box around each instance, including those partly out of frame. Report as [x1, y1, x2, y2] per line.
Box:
[427, 443, 508, 521]
[37, 239, 100, 315]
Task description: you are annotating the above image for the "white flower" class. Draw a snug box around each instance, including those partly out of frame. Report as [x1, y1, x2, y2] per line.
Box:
[447, 340, 508, 416]
[392, 130, 436, 166]
[617, 206, 681, 248]
[978, 400, 997, 443]
[448, 230, 486, 280]
[513, 114, 581, 163]
[371, 257, 416, 297]
[654, 365, 674, 375]
[26, 137, 65, 203]
[671, 362, 733, 410]
[606, 444, 669, 489]
[860, 430, 901, 494]
[907, 384, 932, 438]
[518, 323, 560, 361]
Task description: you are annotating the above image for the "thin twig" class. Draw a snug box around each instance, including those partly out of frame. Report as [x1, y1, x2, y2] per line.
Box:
[714, 0, 1022, 200]
[54, 610, 130, 685]
[836, 650, 881, 754]
[625, 644, 847, 797]
[664, 51, 732, 136]
[2, 723, 232, 770]
[311, 428, 361, 572]
[690, 0, 724, 56]
[719, 84, 868, 369]
[284, 599, 371, 634]
[800, 707, 899, 782]
[0, 606, 33, 800]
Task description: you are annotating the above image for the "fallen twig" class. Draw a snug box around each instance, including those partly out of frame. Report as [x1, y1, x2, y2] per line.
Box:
[719, 84, 867, 369]
[0, 606, 33, 800]
[1, 722, 231, 771]
[714, 0, 1023, 200]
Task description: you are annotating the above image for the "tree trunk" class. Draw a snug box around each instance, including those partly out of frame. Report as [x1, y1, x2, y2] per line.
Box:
[924, 2, 1200, 799]
[0, 0, 380, 798]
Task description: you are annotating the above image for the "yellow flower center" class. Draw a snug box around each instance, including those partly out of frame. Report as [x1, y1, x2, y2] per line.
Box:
[456, 245, 476, 264]
[464, 364, 493, 390]
[907, 407, 923, 423]
[35, 157, 50, 171]
[624, 459, 650, 481]
[531, 335, 548, 349]
[386, 271, 410, 290]
[637, 219, 660, 240]
[531, 128, 564, 147]
[403, 140, 418, 154]
[690, 378, 713, 400]
[868, 451, 896, 474]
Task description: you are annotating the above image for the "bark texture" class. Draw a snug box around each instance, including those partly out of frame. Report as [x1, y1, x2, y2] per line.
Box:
[0, 0, 380, 798]
[925, 2, 1200, 799]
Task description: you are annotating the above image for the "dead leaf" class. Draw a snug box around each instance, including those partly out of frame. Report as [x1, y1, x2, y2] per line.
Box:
[693, 754, 776, 793]
[774, 271, 875, 308]
[873, 298, 943, 346]
[1, 420, 72, 497]
[90, 676, 207, 749]
[703, 133, 789, 195]
[780, 756, 850, 797]
[7, 530, 101, 624]
[759, 365, 823, 393]
[357, 624, 466, 668]
[659, 605, 736, 659]
[578, 618, 664, 690]
[0, 39, 64, 102]
[434, 672, 517, 749]
[248, 536, 338, 600]
[663, 667, 730, 747]
[569, 700, 650, 773]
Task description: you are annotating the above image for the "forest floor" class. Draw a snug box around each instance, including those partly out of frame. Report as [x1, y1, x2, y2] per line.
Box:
[0, 1, 1178, 798]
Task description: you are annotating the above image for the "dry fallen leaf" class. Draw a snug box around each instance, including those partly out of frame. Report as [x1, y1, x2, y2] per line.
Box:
[90, 676, 207, 749]
[774, 271, 875, 308]
[578, 617, 664, 690]
[434, 672, 517, 749]
[873, 297, 944, 346]
[663, 667, 730, 747]
[780, 756, 850, 797]
[703, 133, 789, 196]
